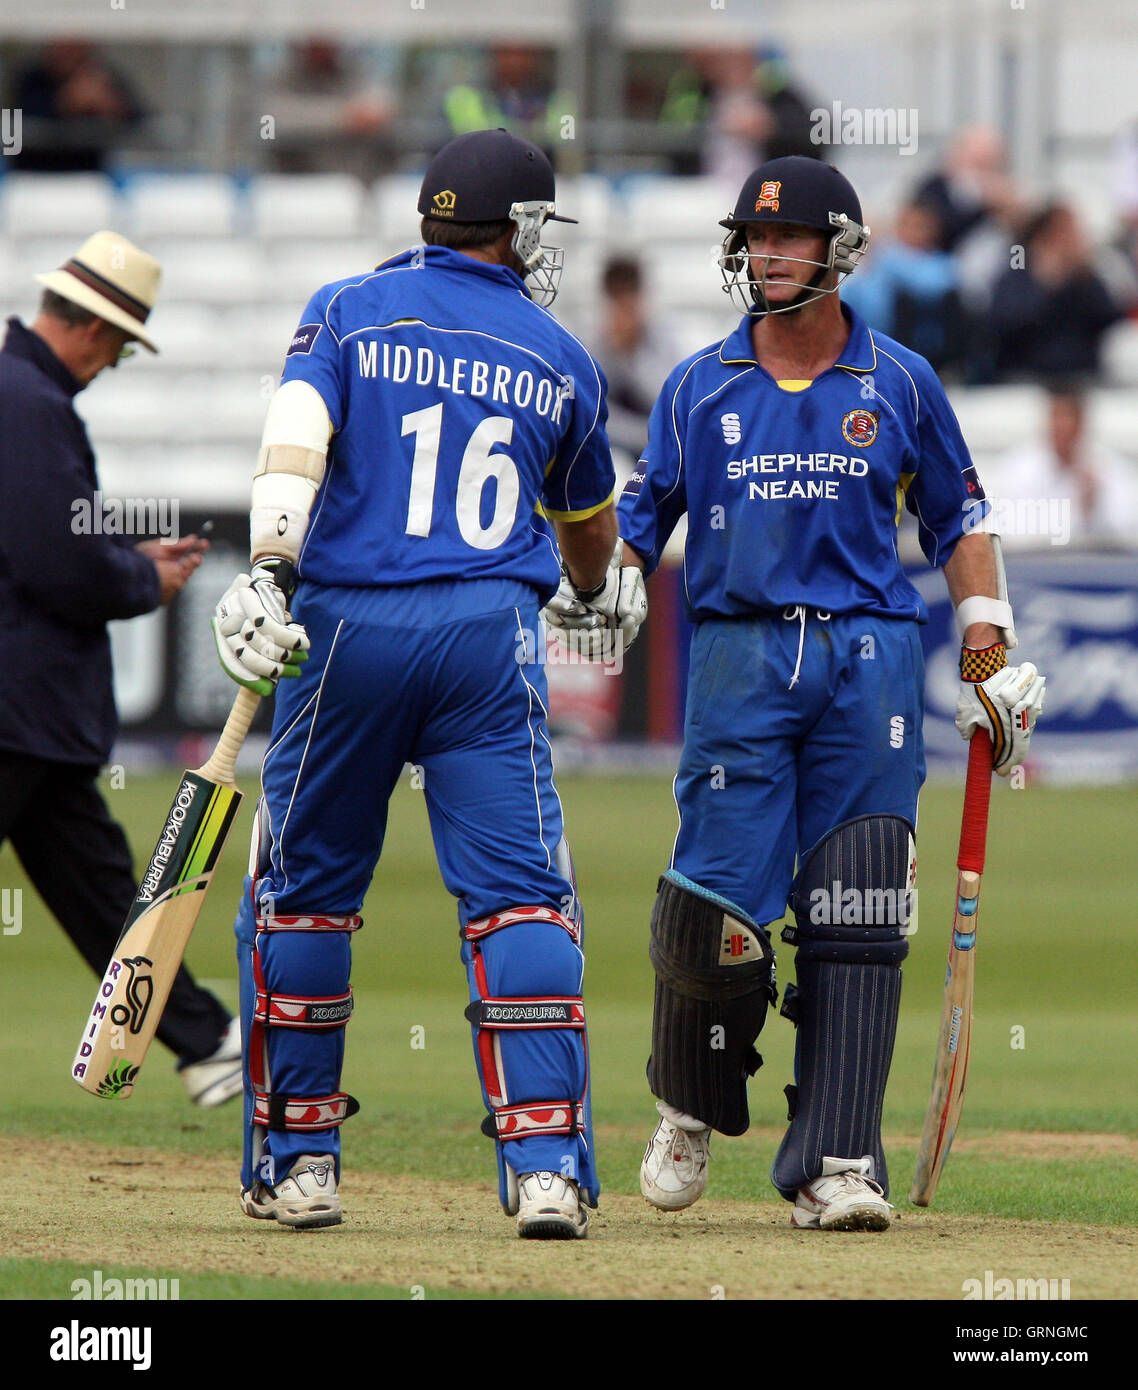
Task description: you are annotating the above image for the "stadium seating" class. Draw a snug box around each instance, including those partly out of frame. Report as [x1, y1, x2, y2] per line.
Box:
[1, 170, 1135, 515]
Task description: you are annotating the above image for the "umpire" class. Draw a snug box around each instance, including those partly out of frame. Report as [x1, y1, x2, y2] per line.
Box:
[0, 231, 241, 1105]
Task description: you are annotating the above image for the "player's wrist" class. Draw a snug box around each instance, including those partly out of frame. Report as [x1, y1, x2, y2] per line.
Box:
[251, 556, 297, 599]
[959, 642, 1008, 684]
[570, 573, 608, 604]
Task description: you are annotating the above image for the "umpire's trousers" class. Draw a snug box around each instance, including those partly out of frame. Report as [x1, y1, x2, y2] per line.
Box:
[0, 751, 230, 1061]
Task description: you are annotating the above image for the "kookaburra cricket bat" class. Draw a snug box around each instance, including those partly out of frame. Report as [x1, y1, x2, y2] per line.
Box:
[910, 730, 994, 1205]
[71, 687, 260, 1098]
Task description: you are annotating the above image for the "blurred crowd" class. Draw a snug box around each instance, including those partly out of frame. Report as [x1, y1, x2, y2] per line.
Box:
[843, 125, 1138, 387]
[5, 35, 1138, 546]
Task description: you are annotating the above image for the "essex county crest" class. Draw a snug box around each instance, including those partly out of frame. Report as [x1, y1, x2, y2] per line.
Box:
[841, 409, 878, 448]
[755, 180, 781, 212]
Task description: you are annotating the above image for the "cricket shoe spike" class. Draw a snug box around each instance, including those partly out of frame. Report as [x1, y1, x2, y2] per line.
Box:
[791, 1156, 893, 1231]
[640, 1100, 712, 1211]
[515, 1171, 589, 1240]
[180, 1017, 243, 1108]
[241, 1154, 341, 1229]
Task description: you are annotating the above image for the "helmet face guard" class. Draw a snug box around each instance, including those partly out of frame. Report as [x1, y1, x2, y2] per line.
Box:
[719, 210, 870, 317]
[509, 199, 565, 307]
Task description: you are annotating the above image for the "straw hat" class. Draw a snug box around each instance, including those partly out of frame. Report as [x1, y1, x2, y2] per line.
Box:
[36, 231, 161, 353]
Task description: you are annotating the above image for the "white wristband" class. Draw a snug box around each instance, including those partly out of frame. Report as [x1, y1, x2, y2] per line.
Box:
[955, 595, 1015, 644]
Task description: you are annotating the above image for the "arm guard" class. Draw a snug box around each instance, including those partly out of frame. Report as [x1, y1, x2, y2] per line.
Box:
[250, 380, 333, 565]
[954, 526, 1018, 650]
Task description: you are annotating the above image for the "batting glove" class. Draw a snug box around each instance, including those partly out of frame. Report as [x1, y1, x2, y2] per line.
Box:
[543, 539, 648, 661]
[955, 642, 1046, 776]
[211, 559, 310, 697]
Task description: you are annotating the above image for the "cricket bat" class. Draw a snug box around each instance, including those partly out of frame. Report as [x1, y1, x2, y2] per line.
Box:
[71, 687, 260, 1098]
[910, 730, 994, 1205]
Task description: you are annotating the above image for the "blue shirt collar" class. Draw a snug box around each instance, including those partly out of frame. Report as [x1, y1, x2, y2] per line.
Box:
[718, 301, 877, 374]
[377, 244, 530, 297]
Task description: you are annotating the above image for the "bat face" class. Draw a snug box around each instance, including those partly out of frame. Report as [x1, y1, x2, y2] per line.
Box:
[72, 771, 243, 1098]
[910, 869, 980, 1205]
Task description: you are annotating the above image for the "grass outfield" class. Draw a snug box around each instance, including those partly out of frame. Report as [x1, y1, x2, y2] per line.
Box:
[0, 768, 1135, 1301]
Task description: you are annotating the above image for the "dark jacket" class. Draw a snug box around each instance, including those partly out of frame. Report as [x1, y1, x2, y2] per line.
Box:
[987, 268, 1127, 382]
[0, 317, 159, 764]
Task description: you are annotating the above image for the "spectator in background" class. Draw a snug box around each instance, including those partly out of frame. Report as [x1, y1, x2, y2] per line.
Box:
[750, 43, 820, 163]
[11, 38, 143, 173]
[260, 38, 398, 180]
[443, 44, 570, 155]
[987, 202, 1132, 383]
[912, 127, 1024, 355]
[913, 126, 1021, 254]
[994, 381, 1138, 550]
[842, 200, 968, 375]
[1111, 120, 1138, 277]
[661, 45, 819, 184]
[592, 255, 681, 471]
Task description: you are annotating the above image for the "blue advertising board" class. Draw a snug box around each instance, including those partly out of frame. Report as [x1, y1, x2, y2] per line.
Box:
[909, 551, 1138, 781]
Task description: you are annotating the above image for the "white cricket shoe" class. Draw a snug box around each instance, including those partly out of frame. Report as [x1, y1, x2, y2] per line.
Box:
[180, 1017, 243, 1108]
[515, 1171, 589, 1240]
[640, 1101, 712, 1211]
[241, 1154, 341, 1230]
[792, 1156, 893, 1231]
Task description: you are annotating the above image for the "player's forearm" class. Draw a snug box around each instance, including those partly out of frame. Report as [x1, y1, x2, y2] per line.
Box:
[944, 533, 1001, 648]
[554, 504, 619, 595]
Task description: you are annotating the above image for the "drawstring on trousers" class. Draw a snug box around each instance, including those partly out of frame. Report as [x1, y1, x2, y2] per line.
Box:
[781, 606, 831, 690]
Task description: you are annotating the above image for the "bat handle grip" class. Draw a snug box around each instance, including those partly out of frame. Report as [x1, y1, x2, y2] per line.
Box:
[958, 731, 994, 875]
[199, 687, 261, 785]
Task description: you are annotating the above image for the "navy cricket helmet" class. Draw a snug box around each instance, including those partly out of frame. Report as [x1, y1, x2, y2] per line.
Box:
[718, 155, 870, 315]
[418, 128, 575, 305]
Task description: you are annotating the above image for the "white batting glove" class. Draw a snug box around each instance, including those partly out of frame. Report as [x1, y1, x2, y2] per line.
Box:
[211, 560, 310, 697]
[543, 539, 648, 660]
[955, 643, 1046, 776]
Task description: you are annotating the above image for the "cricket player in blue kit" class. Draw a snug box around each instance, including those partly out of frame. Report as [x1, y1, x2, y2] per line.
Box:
[209, 130, 645, 1238]
[569, 157, 1045, 1230]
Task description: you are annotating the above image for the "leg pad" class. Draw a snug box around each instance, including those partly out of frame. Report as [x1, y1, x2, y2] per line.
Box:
[648, 871, 776, 1137]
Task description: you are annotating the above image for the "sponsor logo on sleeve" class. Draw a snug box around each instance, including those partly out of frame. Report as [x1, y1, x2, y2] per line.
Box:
[621, 468, 646, 499]
[287, 323, 323, 357]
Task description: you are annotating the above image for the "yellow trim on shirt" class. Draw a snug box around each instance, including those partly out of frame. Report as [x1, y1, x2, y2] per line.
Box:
[895, 472, 915, 525]
[540, 489, 615, 523]
[776, 379, 813, 393]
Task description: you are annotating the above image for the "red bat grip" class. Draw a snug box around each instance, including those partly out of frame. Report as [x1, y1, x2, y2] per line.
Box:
[957, 731, 994, 874]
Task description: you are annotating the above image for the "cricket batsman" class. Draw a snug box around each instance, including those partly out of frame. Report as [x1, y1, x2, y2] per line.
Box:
[551, 157, 1045, 1230]
[210, 129, 645, 1236]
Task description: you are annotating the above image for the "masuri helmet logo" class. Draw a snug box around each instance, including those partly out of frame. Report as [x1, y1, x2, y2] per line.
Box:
[432, 190, 457, 213]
